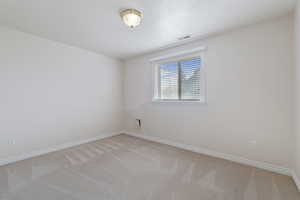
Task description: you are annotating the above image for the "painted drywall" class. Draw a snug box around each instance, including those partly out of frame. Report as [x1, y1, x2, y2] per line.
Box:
[293, 1, 300, 183]
[124, 16, 294, 168]
[0, 27, 123, 160]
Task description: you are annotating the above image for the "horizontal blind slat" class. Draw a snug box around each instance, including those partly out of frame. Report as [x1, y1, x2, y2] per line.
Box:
[180, 58, 201, 100]
[160, 62, 178, 99]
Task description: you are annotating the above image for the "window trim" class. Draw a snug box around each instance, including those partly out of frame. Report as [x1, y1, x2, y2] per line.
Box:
[151, 47, 207, 103]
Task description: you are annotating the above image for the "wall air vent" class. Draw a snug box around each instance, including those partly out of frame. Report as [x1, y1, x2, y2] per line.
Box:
[178, 35, 191, 40]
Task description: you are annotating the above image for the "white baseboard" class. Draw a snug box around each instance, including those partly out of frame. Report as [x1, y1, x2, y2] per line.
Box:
[292, 171, 300, 191]
[1, 131, 299, 191]
[125, 132, 291, 176]
[0, 132, 122, 167]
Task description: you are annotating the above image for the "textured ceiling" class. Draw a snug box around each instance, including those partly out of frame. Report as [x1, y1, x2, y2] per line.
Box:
[0, 0, 296, 59]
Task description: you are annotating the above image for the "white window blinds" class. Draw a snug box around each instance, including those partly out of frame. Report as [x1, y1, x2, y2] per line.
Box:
[158, 57, 201, 101]
[160, 62, 179, 99]
[181, 58, 201, 100]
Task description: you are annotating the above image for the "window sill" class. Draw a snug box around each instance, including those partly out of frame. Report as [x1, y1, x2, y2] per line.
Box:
[152, 99, 207, 104]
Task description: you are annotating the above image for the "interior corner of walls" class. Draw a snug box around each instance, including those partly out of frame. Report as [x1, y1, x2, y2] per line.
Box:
[292, 171, 300, 192]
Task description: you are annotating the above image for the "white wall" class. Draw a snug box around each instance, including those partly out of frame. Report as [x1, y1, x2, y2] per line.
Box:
[124, 16, 294, 168]
[293, 1, 300, 180]
[0, 27, 123, 160]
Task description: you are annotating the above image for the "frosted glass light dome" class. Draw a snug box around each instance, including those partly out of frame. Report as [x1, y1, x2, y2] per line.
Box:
[120, 9, 143, 28]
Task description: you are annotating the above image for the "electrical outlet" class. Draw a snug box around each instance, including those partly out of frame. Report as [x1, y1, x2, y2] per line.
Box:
[248, 140, 257, 147]
[8, 140, 16, 145]
[136, 119, 141, 128]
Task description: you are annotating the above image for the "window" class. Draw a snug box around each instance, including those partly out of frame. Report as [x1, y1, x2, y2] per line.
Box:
[152, 51, 206, 102]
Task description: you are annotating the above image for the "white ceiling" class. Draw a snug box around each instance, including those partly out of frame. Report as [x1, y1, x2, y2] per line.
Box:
[0, 0, 296, 59]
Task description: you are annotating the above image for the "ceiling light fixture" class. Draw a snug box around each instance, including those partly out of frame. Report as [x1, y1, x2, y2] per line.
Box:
[120, 9, 143, 28]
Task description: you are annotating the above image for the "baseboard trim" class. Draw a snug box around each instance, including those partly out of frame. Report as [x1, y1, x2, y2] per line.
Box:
[292, 171, 300, 191]
[0, 132, 122, 167]
[125, 132, 291, 176]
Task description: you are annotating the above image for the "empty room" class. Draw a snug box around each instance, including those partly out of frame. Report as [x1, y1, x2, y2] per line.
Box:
[1, 0, 300, 199]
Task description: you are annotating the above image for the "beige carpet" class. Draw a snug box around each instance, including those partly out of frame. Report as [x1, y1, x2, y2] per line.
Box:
[0, 134, 299, 200]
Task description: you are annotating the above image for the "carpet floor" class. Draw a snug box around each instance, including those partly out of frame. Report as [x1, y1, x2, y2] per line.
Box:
[0, 134, 299, 200]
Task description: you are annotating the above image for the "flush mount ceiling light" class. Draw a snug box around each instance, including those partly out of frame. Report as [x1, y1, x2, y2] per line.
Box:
[120, 9, 143, 28]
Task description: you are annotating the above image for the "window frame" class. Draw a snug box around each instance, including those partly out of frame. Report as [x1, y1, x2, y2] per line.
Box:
[151, 48, 207, 103]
